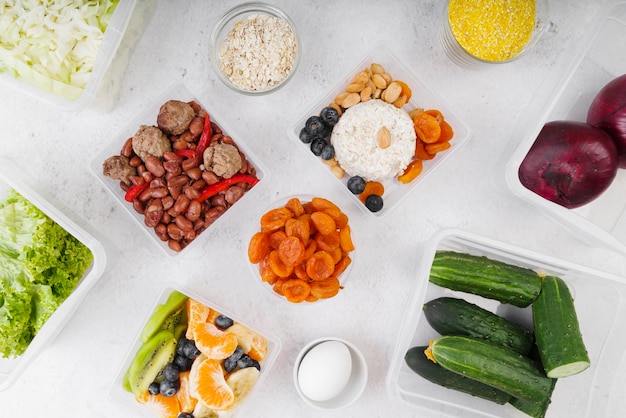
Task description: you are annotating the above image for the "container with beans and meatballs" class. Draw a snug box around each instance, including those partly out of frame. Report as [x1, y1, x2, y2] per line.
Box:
[102, 98, 261, 253]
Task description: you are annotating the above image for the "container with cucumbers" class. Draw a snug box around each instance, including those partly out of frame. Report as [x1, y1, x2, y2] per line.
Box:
[404, 250, 590, 418]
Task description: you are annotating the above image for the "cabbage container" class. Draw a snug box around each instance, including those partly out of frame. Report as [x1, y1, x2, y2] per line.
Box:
[504, 2, 626, 256]
[289, 43, 471, 217]
[387, 228, 626, 418]
[0, 0, 153, 112]
[0, 157, 107, 391]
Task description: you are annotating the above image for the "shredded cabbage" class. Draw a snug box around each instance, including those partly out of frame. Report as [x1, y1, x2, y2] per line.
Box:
[0, 0, 121, 100]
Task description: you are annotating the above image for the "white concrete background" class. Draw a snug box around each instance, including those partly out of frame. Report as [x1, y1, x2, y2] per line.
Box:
[0, 0, 624, 417]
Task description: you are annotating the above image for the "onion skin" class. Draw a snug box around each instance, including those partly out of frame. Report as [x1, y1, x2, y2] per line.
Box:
[518, 121, 619, 209]
[587, 74, 626, 168]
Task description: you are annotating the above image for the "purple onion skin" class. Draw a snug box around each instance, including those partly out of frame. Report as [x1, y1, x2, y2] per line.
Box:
[587, 74, 626, 168]
[518, 121, 619, 209]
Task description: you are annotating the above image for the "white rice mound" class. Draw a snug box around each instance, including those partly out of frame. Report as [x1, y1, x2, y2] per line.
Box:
[331, 99, 416, 182]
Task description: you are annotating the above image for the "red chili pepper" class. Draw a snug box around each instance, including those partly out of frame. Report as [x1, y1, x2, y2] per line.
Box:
[175, 149, 196, 159]
[124, 182, 149, 202]
[194, 173, 259, 203]
[195, 113, 212, 158]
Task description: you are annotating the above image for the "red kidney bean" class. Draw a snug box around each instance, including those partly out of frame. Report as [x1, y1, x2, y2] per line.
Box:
[183, 229, 196, 241]
[150, 177, 166, 188]
[167, 174, 189, 188]
[189, 116, 204, 137]
[184, 186, 201, 200]
[187, 167, 202, 181]
[121, 137, 134, 157]
[179, 131, 194, 142]
[145, 206, 163, 228]
[173, 194, 190, 215]
[162, 195, 174, 211]
[225, 185, 245, 204]
[120, 180, 130, 191]
[139, 188, 153, 202]
[204, 206, 225, 226]
[145, 156, 166, 177]
[202, 171, 220, 185]
[211, 122, 222, 135]
[182, 157, 200, 172]
[210, 194, 226, 208]
[164, 161, 182, 176]
[186, 200, 202, 222]
[221, 135, 234, 145]
[193, 219, 205, 231]
[167, 223, 184, 241]
[163, 151, 181, 162]
[192, 179, 206, 190]
[133, 199, 145, 214]
[168, 239, 182, 252]
[129, 156, 142, 167]
[161, 212, 171, 225]
[173, 139, 188, 150]
[175, 215, 193, 232]
[155, 223, 168, 241]
[150, 187, 169, 199]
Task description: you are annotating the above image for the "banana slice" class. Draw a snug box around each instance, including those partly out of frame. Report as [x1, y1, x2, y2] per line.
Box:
[192, 401, 219, 418]
[226, 367, 260, 407]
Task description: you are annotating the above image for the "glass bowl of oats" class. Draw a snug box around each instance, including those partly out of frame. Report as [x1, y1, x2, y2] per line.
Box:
[209, 2, 301, 95]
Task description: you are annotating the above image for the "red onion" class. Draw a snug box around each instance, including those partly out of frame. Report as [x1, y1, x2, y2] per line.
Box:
[518, 121, 619, 209]
[587, 74, 626, 168]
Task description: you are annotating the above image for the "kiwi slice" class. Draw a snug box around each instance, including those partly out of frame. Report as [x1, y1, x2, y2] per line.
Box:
[140, 291, 188, 343]
[127, 329, 177, 396]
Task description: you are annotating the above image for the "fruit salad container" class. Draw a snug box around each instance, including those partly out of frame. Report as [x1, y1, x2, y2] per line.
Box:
[386, 228, 626, 418]
[109, 284, 281, 418]
[89, 82, 268, 257]
[247, 195, 357, 305]
[289, 43, 470, 217]
[0, 0, 153, 112]
[0, 157, 107, 391]
[504, 2, 626, 256]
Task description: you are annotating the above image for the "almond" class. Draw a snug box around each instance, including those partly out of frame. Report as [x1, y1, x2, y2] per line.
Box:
[382, 81, 402, 104]
[342, 92, 361, 108]
[370, 63, 385, 74]
[393, 94, 407, 108]
[372, 73, 387, 89]
[360, 86, 373, 102]
[334, 92, 350, 106]
[346, 82, 366, 93]
[377, 126, 391, 149]
[330, 164, 345, 179]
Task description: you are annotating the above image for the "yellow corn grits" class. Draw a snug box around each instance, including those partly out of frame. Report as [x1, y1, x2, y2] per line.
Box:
[448, 0, 536, 62]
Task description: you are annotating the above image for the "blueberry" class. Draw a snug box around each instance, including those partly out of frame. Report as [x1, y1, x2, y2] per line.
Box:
[215, 314, 234, 330]
[299, 127, 314, 144]
[237, 354, 260, 370]
[177, 414, 194, 418]
[320, 143, 335, 160]
[305, 116, 326, 136]
[163, 363, 180, 382]
[173, 354, 193, 371]
[320, 106, 339, 127]
[182, 339, 201, 360]
[148, 381, 160, 395]
[310, 137, 326, 156]
[347, 176, 366, 194]
[365, 194, 384, 212]
[224, 346, 244, 372]
[176, 337, 191, 356]
[160, 378, 180, 397]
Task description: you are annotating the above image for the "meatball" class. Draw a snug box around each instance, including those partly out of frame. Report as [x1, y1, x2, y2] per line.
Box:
[132, 125, 171, 161]
[157, 100, 195, 135]
[102, 155, 136, 185]
[203, 143, 242, 179]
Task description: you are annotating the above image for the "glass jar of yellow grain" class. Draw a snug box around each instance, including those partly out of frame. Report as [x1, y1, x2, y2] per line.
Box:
[440, 0, 556, 68]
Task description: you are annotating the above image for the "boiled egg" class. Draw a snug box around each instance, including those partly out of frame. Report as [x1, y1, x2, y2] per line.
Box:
[297, 340, 353, 401]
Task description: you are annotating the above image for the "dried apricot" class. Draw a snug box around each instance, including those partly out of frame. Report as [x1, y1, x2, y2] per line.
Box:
[315, 230, 340, 252]
[303, 239, 317, 260]
[269, 230, 287, 250]
[310, 277, 341, 299]
[294, 263, 309, 280]
[272, 278, 287, 295]
[414, 112, 441, 144]
[285, 216, 310, 247]
[398, 159, 423, 184]
[259, 255, 278, 283]
[334, 254, 352, 277]
[260, 207, 293, 232]
[311, 197, 340, 212]
[268, 250, 294, 278]
[339, 225, 355, 252]
[311, 211, 336, 235]
[425, 141, 451, 154]
[359, 181, 384, 203]
[248, 231, 271, 263]
[306, 251, 335, 281]
[278, 236, 305, 267]
[285, 197, 305, 217]
[415, 139, 435, 160]
[395, 80, 413, 102]
[438, 120, 454, 143]
[323, 207, 349, 229]
[424, 109, 444, 124]
[330, 246, 343, 264]
[305, 293, 319, 303]
[282, 279, 311, 303]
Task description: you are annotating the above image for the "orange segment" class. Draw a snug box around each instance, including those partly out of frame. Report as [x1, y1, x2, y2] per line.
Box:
[136, 391, 181, 418]
[227, 323, 268, 361]
[186, 298, 211, 340]
[189, 357, 235, 411]
[193, 321, 238, 360]
[177, 371, 198, 413]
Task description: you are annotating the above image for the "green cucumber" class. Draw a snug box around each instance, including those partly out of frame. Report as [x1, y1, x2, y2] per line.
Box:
[427, 335, 554, 403]
[423, 297, 534, 355]
[509, 359, 558, 418]
[404, 346, 511, 405]
[532, 275, 590, 378]
[429, 250, 542, 307]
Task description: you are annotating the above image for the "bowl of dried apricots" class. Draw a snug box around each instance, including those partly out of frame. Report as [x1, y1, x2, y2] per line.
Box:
[247, 196, 356, 304]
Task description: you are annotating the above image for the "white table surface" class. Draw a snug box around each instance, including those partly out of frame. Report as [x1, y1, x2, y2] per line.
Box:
[1, 1, 625, 417]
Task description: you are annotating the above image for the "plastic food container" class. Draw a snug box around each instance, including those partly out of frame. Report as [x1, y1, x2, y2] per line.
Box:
[386, 228, 626, 418]
[0, 0, 153, 112]
[247, 195, 356, 304]
[289, 43, 471, 217]
[109, 284, 281, 418]
[505, 2, 626, 256]
[89, 82, 268, 257]
[209, 2, 301, 95]
[0, 157, 107, 391]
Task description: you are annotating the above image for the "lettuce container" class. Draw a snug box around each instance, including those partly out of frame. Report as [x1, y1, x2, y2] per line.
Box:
[386, 228, 626, 418]
[0, 0, 153, 112]
[89, 82, 269, 258]
[0, 157, 107, 391]
[289, 43, 471, 217]
[109, 283, 281, 418]
[504, 2, 626, 256]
